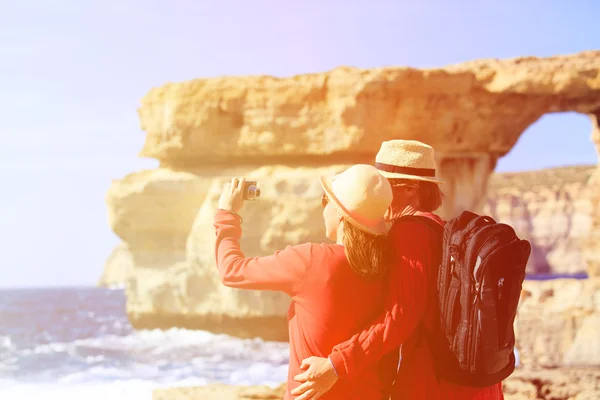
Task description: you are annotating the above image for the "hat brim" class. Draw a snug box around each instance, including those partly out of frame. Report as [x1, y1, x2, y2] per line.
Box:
[319, 175, 391, 236]
[377, 170, 444, 184]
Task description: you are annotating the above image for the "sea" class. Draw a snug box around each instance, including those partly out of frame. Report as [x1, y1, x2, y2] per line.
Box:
[0, 287, 289, 400]
[0, 272, 589, 400]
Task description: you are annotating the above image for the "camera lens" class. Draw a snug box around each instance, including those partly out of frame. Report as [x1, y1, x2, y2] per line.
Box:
[243, 183, 260, 200]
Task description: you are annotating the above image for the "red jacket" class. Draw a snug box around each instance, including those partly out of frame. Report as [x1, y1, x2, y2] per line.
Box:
[328, 212, 504, 400]
[214, 209, 387, 400]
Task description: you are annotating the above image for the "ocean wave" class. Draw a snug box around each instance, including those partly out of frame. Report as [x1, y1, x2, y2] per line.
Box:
[0, 327, 289, 387]
[0, 377, 283, 400]
[0, 380, 190, 400]
[0, 288, 289, 399]
[0, 336, 13, 350]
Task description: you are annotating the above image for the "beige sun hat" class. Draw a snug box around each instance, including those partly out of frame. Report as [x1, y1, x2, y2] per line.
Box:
[374, 140, 444, 184]
[320, 164, 393, 235]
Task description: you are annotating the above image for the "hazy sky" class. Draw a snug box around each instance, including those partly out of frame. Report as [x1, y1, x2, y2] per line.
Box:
[1, 1, 598, 288]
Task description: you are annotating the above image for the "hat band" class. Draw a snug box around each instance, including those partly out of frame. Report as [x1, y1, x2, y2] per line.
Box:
[375, 162, 436, 177]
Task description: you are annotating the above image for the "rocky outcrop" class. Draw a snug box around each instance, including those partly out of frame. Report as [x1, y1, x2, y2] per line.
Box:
[105, 169, 209, 269]
[516, 278, 600, 368]
[585, 110, 600, 277]
[124, 165, 347, 341]
[502, 368, 600, 400]
[138, 51, 600, 164]
[100, 165, 596, 285]
[104, 50, 600, 340]
[484, 165, 595, 275]
[137, 51, 600, 225]
[98, 242, 133, 287]
[151, 369, 600, 400]
[153, 383, 286, 400]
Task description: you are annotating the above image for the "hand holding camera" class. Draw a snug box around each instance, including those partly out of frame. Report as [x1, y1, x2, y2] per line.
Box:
[218, 177, 260, 213]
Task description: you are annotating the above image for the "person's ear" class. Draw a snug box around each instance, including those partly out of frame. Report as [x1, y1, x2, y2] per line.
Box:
[407, 185, 418, 195]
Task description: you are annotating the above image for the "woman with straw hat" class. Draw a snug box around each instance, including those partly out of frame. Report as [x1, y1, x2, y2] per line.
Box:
[293, 140, 504, 400]
[215, 164, 394, 400]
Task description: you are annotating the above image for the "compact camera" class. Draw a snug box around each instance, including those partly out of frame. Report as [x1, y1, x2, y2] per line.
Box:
[243, 181, 261, 200]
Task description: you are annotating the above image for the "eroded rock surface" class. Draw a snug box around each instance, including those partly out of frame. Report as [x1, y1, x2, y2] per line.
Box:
[98, 242, 133, 287]
[103, 51, 600, 342]
[484, 166, 594, 275]
[153, 383, 287, 400]
[123, 165, 347, 341]
[151, 369, 600, 400]
[138, 52, 600, 164]
[585, 110, 600, 276]
[516, 278, 600, 368]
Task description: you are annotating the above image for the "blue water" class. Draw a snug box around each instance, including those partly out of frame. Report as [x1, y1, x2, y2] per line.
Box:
[0, 275, 587, 399]
[0, 287, 289, 399]
[525, 272, 588, 280]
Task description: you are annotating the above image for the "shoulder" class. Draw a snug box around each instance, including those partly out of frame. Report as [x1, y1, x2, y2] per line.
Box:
[290, 243, 347, 284]
[391, 213, 443, 249]
[392, 214, 441, 235]
[310, 243, 346, 256]
[282, 243, 344, 259]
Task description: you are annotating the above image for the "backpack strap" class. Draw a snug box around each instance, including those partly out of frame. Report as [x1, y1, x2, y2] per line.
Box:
[395, 214, 444, 240]
[393, 215, 444, 350]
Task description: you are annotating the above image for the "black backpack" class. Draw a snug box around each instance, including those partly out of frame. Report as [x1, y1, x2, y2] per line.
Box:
[400, 210, 531, 387]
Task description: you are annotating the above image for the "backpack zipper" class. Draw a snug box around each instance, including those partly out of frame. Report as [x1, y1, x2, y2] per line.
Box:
[468, 280, 480, 373]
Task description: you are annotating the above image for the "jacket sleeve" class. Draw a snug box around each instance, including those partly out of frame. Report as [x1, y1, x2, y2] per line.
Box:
[327, 222, 434, 378]
[214, 209, 311, 295]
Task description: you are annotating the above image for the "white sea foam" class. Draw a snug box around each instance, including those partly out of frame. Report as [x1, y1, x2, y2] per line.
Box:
[0, 380, 178, 400]
[0, 328, 289, 400]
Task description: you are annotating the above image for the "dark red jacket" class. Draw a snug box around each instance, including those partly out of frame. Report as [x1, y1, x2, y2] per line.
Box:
[328, 212, 504, 399]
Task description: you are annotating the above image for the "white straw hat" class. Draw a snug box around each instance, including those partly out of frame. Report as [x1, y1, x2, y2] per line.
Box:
[320, 164, 393, 235]
[374, 140, 444, 184]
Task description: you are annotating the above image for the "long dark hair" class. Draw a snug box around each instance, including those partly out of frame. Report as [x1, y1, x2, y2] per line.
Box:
[342, 218, 390, 279]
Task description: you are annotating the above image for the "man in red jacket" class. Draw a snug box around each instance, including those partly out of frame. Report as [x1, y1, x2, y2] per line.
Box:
[292, 140, 504, 400]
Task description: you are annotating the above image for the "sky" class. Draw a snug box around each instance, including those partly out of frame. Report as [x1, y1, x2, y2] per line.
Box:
[0, 1, 598, 288]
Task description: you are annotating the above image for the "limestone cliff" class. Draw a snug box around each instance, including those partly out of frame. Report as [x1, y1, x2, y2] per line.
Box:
[101, 165, 596, 287]
[98, 242, 133, 288]
[484, 165, 595, 275]
[136, 50, 600, 226]
[103, 51, 600, 348]
[586, 110, 600, 276]
[119, 165, 348, 340]
[138, 51, 600, 163]
[516, 278, 600, 368]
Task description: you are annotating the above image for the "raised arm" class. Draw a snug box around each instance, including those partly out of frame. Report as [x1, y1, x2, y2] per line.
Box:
[214, 209, 310, 295]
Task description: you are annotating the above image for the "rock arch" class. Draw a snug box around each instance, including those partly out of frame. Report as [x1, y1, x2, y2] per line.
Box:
[438, 110, 600, 276]
[134, 50, 600, 272]
[105, 51, 600, 340]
